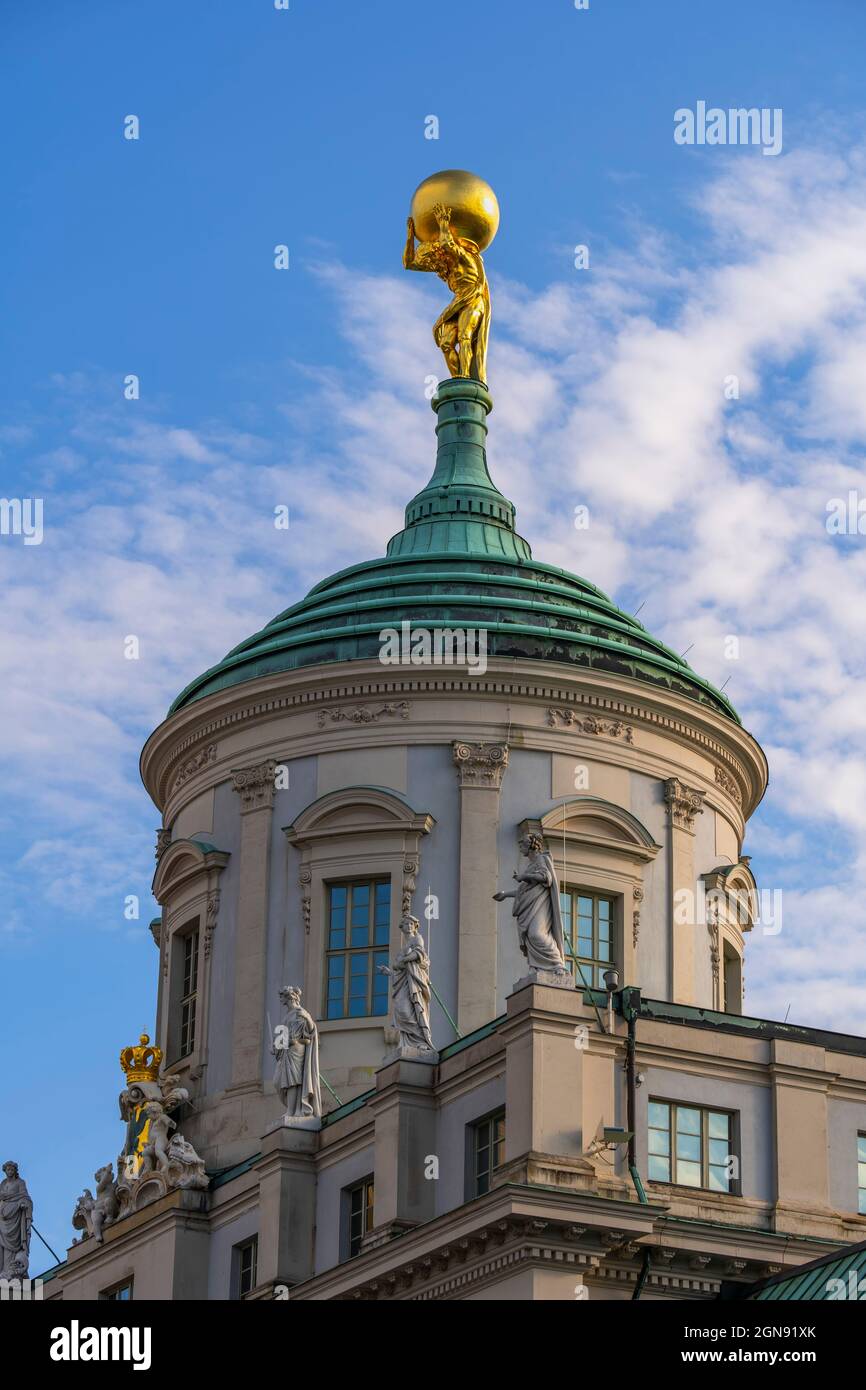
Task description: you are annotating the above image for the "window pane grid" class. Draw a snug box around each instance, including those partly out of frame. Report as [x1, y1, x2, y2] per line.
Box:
[648, 1101, 735, 1193]
[349, 1177, 374, 1257]
[473, 1111, 506, 1197]
[325, 880, 391, 1019]
[859, 1134, 866, 1215]
[560, 887, 615, 988]
[179, 929, 199, 1057]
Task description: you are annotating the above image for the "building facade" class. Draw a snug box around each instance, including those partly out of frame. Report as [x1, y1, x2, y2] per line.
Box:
[43, 378, 866, 1301]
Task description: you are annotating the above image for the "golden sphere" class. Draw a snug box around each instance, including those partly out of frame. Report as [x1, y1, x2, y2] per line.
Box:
[410, 169, 500, 252]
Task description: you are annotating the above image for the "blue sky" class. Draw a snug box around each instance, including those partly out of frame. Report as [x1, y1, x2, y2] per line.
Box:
[3, 0, 866, 1263]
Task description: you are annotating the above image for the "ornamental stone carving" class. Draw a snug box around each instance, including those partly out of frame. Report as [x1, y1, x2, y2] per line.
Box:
[72, 1164, 118, 1246]
[231, 760, 277, 813]
[546, 708, 634, 743]
[155, 828, 171, 863]
[402, 858, 419, 914]
[452, 741, 509, 788]
[204, 890, 220, 959]
[664, 778, 705, 833]
[632, 886, 644, 949]
[714, 764, 743, 805]
[317, 701, 410, 728]
[172, 743, 217, 792]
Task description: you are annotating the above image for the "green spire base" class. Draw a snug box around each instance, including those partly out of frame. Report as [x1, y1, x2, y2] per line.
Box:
[386, 378, 532, 560]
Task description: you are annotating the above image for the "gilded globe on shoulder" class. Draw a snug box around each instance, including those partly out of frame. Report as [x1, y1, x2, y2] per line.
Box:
[410, 169, 500, 251]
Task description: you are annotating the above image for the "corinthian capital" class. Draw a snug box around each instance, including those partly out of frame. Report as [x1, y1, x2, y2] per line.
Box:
[452, 741, 509, 789]
[231, 760, 277, 813]
[664, 777, 705, 833]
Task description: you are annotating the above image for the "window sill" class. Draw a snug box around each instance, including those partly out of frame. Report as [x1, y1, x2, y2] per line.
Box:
[318, 1016, 387, 1034]
[646, 1179, 741, 1199]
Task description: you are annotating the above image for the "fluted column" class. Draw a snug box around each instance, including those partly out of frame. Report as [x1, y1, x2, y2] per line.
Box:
[664, 777, 704, 1005]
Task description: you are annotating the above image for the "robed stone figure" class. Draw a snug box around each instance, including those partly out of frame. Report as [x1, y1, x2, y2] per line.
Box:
[379, 914, 437, 1057]
[272, 985, 322, 1125]
[494, 833, 572, 987]
[0, 1160, 33, 1279]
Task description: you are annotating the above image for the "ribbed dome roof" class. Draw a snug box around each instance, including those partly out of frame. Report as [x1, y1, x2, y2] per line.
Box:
[170, 379, 738, 723]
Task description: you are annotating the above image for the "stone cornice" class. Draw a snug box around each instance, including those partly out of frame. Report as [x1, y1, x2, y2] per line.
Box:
[140, 659, 767, 819]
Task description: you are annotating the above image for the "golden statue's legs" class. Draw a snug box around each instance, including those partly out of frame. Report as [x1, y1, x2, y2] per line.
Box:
[435, 319, 460, 377]
[457, 304, 484, 379]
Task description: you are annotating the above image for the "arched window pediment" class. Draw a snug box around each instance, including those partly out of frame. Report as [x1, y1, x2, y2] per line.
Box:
[152, 837, 230, 903]
[530, 797, 661, 864]
[284, 786, 434, 846]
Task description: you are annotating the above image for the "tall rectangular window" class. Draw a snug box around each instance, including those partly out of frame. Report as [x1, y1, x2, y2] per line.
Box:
[648, 1100, 736, 1193]
[347, 1177, 375, 1258]
[559, 888, 614, 988]
[232, 1236, 258, 1299]
[471, 1110, 506, 1197]
[858, 1134, 866, 1215]
[179, 929, 199, 1057]
[325, 880, 390, 1019]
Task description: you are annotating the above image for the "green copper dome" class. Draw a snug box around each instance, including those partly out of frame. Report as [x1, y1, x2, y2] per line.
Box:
[170, 379, 738, 723]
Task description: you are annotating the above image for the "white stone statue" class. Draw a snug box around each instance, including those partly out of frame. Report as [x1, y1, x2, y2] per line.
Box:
[138, 1103, 176, 1176]
[0, 1161, 33, 1279]
[378, 914, 437, 1060]
[165, 1134, 208, 1190]
[494, 832, 572, 988]
[71, 1164, 118, 1245]
[271, 985, 322, 1127]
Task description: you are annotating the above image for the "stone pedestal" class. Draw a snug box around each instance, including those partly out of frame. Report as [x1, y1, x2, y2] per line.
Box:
[514, 967, 574, 993]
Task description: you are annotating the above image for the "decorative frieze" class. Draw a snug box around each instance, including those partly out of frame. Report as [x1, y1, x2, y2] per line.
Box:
[452, 741, 509, 788]
[204, 890, 221, 959]
[317, 701, 410, 728]
[632, 886, 644, 949]
[547, 708, 634, 743]
[171, 743, 217, 792]
[231, 760, 277, 813]
[714, 764, 742, 805]
[402, 858, 418, 915]
[299, 867, 312, 935]
[664, 777, 705, 833]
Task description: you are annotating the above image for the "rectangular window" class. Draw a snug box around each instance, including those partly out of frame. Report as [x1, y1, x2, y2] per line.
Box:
[99, 1280, 133, 1301]
[233, 1236, 258, 1299]
[559, 888, 614, 988]
[347, 1177, 375, 1258]
[648, 1100, 737, 1193]
[471, 1110, 506, 1197]
[179, 929, 199, 1057]
[858, 1134, 866, 1216]
[325, 880, 390, 1019]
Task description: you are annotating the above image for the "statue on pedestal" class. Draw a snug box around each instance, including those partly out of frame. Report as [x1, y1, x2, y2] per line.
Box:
[0, 1160, 33, 1279]
[271, 986, 322, 1127]
[378, 914, 438, 1061]
[494, 833, 573, 989]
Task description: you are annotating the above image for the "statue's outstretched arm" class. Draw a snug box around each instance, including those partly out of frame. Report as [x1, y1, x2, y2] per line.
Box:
[403, 216, 423, 271]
